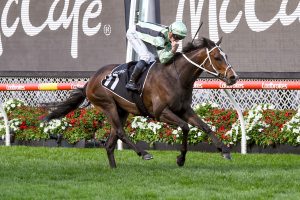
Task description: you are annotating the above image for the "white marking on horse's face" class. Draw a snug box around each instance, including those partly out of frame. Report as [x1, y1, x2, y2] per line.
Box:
[218, 47, 237, 77]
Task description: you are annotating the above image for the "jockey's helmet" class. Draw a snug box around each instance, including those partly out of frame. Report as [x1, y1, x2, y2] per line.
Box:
[169, 21, 187, 40]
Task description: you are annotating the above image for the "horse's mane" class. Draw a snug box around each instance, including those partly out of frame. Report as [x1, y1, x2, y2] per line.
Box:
[182, 37, 215, 53]
[163, 37, 216, 65]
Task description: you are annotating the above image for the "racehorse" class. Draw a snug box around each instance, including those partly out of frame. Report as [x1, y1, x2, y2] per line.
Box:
[45, 37, 238, 168]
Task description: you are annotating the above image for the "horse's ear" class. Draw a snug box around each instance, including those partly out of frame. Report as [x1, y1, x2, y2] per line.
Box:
[216, 37, 223, 46]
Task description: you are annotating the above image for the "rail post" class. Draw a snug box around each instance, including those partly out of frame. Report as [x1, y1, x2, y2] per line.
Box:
[223, 90, 247, 154]
[0, 101, 10, 146]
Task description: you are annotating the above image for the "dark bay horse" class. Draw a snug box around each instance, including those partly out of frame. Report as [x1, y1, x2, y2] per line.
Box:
[45, 37, 238, 168]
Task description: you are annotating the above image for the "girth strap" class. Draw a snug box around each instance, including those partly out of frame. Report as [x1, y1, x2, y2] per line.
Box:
[131, 92, 154, 118]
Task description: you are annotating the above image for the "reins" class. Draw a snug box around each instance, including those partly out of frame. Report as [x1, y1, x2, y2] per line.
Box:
[182, 46, 232, 78]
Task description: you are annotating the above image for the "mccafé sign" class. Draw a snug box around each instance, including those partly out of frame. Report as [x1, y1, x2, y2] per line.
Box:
[0, 0, 104, 58]
[176, 0, 300, 41]
[160, 0, 300, 74]
[0, 0, 299, 73]
[0, 0, 126, 72]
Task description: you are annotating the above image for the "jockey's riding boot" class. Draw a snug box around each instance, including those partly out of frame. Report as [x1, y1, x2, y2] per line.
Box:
[126, 60, 147, 91]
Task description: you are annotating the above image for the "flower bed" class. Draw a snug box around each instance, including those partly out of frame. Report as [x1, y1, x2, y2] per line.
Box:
[0, 99, 299, 149]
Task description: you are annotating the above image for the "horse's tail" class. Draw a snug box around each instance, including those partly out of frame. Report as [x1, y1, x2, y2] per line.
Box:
[43, 83, 88, 122]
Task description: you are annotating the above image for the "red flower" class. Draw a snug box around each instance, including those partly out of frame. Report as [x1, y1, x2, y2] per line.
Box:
[265, 116, 272, 124]
[20, 121, 28, 130]
[69, 119, 77, 125]
[166, 129, 172, 136]
[173, 135, 177, 140]
[213, 109, 221, 115]
[93, 120, 98, 128]
[218, 125, 225, 132]
[221, 134, 229, 140]
[66, 111, 75, 118]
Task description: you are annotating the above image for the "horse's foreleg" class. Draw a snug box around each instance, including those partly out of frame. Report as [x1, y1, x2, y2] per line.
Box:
[182, 108, 231, 160]
[159, 108, 190, 166]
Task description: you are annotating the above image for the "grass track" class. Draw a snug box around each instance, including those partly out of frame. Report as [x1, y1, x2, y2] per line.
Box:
[0, 146, 299, 200]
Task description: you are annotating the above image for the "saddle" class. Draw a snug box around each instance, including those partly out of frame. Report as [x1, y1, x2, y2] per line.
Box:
[101, 61, 155, 117]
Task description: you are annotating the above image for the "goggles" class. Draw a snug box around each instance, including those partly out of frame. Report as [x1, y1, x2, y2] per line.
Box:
[172, 34, 185, 40]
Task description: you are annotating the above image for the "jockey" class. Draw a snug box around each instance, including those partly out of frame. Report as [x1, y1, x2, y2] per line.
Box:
[125, 21, 187, 91]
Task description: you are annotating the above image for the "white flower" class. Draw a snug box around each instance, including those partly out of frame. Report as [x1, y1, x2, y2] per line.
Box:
[147, 122, 161, 134]
[201, 102, 207, 107]
[296, 136, 300, 143]
[190, 127, 198, 132]
[211, 126, 216, 132]
[293, 129, 300, 134]
[42, 118, 69, 134]
[137, 122, 146, 129]
[211, 102, 219, 108]
[131, 121, 138, 129]
[140, 117, 147, 122]
[256, 105, 262, 111]
[172, 130, 178, 135]
[194, 104, 200, 110]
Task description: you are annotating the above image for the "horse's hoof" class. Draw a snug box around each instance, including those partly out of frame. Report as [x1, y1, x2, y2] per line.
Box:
[176, 156, 185, 167]
[142, 153, 153, 160]
[222, 153, 232, 160]
[110, 165, 117, 169]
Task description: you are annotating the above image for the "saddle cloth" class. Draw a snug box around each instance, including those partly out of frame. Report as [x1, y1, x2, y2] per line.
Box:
[101, 61, 155, 104]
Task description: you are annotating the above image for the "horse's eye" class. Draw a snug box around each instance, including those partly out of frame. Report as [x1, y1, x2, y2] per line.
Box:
[215, 57, 222, 61]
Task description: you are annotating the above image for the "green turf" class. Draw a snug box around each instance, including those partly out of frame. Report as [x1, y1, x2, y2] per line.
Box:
[0, 146, 299, 200]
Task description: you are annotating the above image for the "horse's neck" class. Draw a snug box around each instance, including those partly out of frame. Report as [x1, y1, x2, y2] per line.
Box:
[172, 54, 202, 88]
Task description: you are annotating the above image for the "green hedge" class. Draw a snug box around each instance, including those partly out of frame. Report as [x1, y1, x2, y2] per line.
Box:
[0, 99, 299, 146]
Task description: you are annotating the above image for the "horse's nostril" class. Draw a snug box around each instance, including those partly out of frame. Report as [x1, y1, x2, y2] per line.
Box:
[229, 75, 236, 80]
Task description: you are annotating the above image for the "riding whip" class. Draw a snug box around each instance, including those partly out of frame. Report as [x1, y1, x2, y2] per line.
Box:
[191, 21, 203, 43]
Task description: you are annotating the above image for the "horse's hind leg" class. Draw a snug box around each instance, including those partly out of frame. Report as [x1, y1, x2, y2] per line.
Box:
[105, 131, 118, 168]
[117, 107, 153, 160]
[101, 105, 152, 168]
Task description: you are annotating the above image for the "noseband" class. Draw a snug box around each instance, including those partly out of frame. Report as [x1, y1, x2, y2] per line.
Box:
[182, 46, 232, 78]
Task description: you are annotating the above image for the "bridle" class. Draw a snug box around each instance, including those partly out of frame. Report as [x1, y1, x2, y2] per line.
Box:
[182, 45, 233, 79]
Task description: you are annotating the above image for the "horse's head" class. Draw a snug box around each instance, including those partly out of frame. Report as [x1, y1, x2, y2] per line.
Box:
[182, 37, 239, 85]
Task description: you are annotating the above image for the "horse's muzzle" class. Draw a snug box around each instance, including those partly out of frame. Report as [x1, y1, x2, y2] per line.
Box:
[226, 75, 239, 86]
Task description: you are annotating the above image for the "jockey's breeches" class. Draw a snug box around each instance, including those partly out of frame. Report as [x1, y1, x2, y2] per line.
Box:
[126, 28, 156, 64]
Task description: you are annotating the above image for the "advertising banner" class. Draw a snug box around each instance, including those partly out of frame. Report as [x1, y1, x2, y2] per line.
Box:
[0, 0, 127, 72]
[160, 0, 300, 73]
[1, 0, 299, 75]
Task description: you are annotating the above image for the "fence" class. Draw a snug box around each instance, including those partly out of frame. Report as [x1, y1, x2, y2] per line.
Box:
[0, 77, 299, 110]
[0, 77, 299, 152]
[192, 79, 300, 110]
